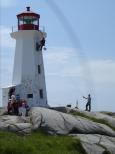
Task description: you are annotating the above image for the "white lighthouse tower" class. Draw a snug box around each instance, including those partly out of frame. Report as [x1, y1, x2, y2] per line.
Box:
[2, 7, 48, 107]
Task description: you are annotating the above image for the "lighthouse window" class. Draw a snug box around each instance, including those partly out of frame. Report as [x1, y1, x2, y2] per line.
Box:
[36, 42, 39, 51]
[27, 94, 33, 98]
[38, 65, 41, 74]
[39, 89, 43, 99]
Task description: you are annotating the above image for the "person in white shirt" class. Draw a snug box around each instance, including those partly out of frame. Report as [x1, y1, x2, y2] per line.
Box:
[19, 102, 26, 117]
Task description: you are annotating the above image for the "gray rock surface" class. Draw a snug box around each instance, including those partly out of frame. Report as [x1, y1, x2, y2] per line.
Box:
[53, 107, 115, 129]
[0, 107, 7, 116]
[71, 134, 115, 154]
[71, 108, 115, 129]
[101, 111, 115, 118]
[50, 106, 72, 113]
[82, 142, 105, 154]
[0, 115, 31, 134]
[30, 107, 115, 137]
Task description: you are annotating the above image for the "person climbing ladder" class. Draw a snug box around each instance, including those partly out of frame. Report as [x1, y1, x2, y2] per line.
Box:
[39, 37, 45, 50]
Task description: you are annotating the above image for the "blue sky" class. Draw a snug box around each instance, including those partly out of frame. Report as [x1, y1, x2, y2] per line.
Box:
[0, 0, 115, 111]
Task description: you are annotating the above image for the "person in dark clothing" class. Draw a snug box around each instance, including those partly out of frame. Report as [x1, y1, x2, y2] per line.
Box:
[8, 87, 15, 99]
[39, 37, 45, 50]
[7, 99, 13, 115]
[83, 94, 91, 112]
[12, 101, 19, 115]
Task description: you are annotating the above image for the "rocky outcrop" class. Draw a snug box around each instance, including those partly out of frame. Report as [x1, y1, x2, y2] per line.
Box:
[50, 106, 72, 113]
[29, 107, 115, 137]
[71, 108, 115, 129]
[101, 111, 115, 118]
[71, 134, 115, 154]
[52, 106, 115, 129]
[0, 115, 31, 135]
[0, 107, 115, 153]
[0, 107, 7, 116]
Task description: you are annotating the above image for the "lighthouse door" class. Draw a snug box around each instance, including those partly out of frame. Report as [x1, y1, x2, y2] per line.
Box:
[2, 88, 9, 107]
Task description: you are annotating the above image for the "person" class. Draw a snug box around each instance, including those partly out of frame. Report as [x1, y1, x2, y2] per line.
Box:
[8, 87, 15, 99]
[19, 100, 27, 117]
[11, 95, 19, 115]
[25, 101, 30, 116]
[16, 94, 20, 101]
[83, 94, 91, 112]
[39, 37, 45, 50]
[7, 99, 13, 114]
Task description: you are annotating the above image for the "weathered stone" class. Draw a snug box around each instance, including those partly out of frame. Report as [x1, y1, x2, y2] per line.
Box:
[0, 107, 7, 116]
[8, 123, 32, 135]
[70, 108, 115, 129]
[71, 134, 115, 154]
[52, 107, 115, 129]
[0, 115, 26, 123]
[29, 107, 115, 137]
[50, 106, 72, 113]
[101, 111, 115, 118]
[0, 115, 31, 134]
[82, 142, 105, 154]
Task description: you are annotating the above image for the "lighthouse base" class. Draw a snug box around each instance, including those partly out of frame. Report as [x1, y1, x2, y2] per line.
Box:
[2, 79, 48, 108]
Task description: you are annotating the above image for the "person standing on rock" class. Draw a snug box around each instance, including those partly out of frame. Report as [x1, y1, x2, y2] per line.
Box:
[83, 94, 91, 112]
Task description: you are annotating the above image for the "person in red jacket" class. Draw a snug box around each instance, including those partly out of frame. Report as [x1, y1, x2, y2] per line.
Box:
[11, 95, 19, 115]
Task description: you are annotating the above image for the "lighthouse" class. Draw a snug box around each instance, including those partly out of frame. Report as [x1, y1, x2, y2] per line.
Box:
[2, 7, 48, 107]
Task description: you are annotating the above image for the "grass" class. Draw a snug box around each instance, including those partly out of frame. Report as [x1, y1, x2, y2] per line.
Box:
[0, 130, 87, 154]
[70, 111, 115, 131]
[103, 151, 111, 154]
[101, 111, 115, 117]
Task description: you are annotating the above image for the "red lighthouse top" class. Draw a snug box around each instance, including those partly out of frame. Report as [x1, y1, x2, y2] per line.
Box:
[17, 7, 40, 30]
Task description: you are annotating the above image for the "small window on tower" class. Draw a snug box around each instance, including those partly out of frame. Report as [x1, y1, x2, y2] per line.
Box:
[36, 42, 39, 51]
[27, 94, 33, 98]
[38, 65, 41, 74]
[39, 89, 43, 99]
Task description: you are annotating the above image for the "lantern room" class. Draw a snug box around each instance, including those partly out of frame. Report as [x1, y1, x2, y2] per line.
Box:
[17, 7, 40, 30]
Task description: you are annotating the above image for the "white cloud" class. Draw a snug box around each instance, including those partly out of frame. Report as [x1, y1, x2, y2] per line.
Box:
[44, 47, 77, 64]
[44, 48, 115, 84]
[61, 60, 115, 83]
[0, 26, 15, 48]
[0, 0, 18, 8]
[90, 60, 115, 83]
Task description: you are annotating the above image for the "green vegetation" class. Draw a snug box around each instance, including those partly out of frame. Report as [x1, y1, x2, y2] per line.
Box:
[0, 130, 87, 154]
[70, 111, 115, 131]
[103, 150, 111, 154]
[101, 111, 115, 117]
